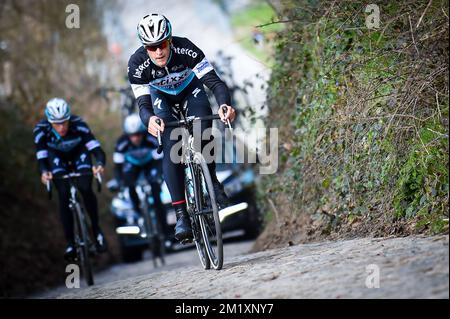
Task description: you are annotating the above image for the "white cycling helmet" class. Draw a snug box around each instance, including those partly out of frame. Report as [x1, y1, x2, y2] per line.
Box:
[45, 98, 71, 123]
[137, 14, 172, 47]
[124, 114, 146, 135]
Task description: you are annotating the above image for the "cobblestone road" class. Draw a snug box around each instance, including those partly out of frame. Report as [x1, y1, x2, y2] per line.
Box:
[39, 235, 448, 299]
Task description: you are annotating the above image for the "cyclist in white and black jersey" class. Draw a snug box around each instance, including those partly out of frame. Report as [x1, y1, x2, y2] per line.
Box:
[112, 114, 169, 236]
[127, 14, 236, 242]
[34, 98, 107, 260]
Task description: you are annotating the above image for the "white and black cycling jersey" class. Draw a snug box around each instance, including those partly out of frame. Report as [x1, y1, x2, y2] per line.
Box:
[113, 133, 161, 167]
[112, 133, 163, 183]
[33, 116, 105, 173]
[127, 36, 231, 123]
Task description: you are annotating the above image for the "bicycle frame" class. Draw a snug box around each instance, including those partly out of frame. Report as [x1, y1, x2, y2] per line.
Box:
[67, 179, 94, 251]
[155, 105, 230, 269]
[134, 176, 166, 267]
[46, 172, 101, 285]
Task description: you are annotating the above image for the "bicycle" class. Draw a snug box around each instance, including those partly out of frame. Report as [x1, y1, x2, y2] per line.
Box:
[46, 172, 102, 286]
[155, 106, 232, 270]
[135, 174, 166, 268]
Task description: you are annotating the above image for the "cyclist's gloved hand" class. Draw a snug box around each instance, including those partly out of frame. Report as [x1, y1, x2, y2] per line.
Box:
[40, 171, 53, 185]
[218, 104, 236, 123]
[148, 116, 165, 137]
[92, 165, 104, 176]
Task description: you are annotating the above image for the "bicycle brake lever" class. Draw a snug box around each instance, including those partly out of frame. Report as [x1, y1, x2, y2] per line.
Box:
[226, 119, 232, 130]
[46, 180, 52, 200]
[156, 143, 163, 154]
[96, 172, 102, 184]
[96, 173, 102, 193]
[221, 106, 232, 130]
[155, 119, 163, 154]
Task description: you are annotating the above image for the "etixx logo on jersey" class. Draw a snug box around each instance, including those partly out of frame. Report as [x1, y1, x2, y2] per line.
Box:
[151, 69, 191, 88]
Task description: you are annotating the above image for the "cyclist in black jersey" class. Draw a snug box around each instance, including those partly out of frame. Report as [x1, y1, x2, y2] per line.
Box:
[128, 14, 236, 242]
[34, 98, 107, 260]
[112, 114, 169, 235]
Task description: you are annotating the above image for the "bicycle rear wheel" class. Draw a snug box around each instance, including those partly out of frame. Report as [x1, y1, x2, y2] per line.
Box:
[74, 204, 94, 286]
[142, 206, 160, 268]
[193, 152, 223, 270]
[150, 216, 166, 266]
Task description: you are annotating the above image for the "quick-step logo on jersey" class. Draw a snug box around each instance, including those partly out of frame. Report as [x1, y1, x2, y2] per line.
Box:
[197, 61, 209, 72]
[192, 57, 214, 79]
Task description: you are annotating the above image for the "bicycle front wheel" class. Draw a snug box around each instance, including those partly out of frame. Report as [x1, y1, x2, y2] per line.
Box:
[193, 152, 223, 270]
[186, 164, 210, 270]
[74, 204, 94, 286]
[193, 214, 211, 270]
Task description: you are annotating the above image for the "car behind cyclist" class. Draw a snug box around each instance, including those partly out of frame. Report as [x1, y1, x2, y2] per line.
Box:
[33, 98, 107, 260]
[112, 114, 169, 237]
[127, 14, 236, 242]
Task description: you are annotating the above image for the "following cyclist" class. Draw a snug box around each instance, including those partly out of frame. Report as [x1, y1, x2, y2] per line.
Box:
[33, 98, 108, 260]
[112, 113, 169, 236]
[127, 14, 236, 242]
